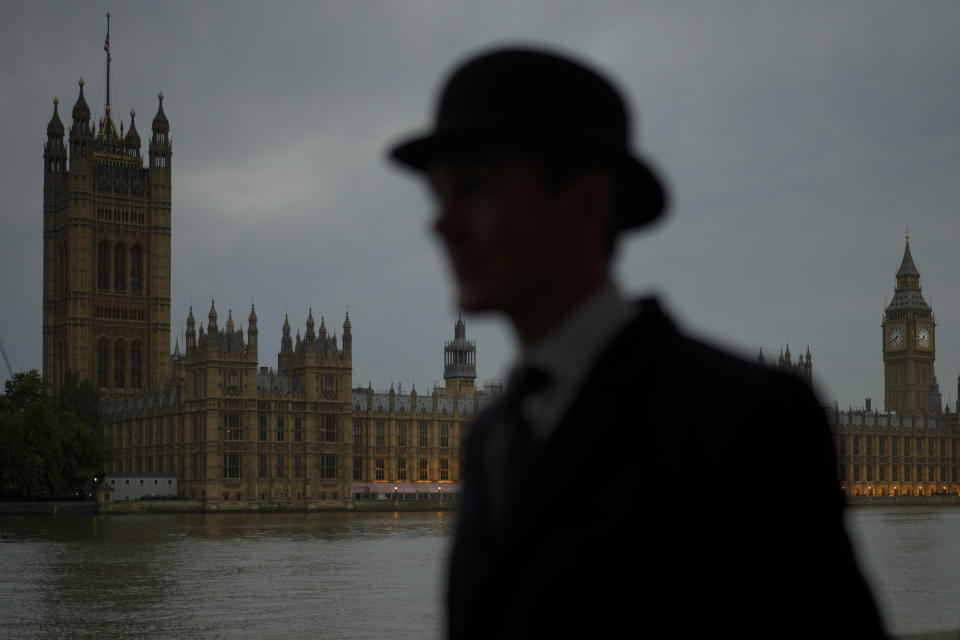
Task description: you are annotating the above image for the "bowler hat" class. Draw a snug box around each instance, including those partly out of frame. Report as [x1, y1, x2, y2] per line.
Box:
[389, 46, 667, 230]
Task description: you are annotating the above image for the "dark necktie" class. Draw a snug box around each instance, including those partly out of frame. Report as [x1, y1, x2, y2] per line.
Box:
[498, 365, 552, 523]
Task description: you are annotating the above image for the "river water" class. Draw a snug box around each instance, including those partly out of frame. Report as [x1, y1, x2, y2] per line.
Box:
[0, 508, 957, 638]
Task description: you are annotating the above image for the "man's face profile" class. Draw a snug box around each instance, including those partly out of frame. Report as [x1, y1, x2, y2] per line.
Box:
[428, 146, 609, 319]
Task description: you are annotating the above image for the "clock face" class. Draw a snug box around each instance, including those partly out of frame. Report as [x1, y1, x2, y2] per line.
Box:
[888, 327, 905, 347]
[917, 326, 931, 348]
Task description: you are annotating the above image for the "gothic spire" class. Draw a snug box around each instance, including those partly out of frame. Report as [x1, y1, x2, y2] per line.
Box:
[47, 97, 64, 138]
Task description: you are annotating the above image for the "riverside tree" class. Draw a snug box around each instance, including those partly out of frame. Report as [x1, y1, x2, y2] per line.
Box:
[0, 370, 112, 499]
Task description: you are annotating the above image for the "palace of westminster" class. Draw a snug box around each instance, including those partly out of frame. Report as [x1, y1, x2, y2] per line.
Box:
[41, 73, 960, 507]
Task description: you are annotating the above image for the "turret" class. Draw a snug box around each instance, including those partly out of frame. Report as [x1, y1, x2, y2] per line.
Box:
[124, 109, 141, 160]
[185, 305, 196, 352]
[149, 93, 171, 183]
[44, 97, 67, 190]
[342, 310, 352, 359]
[443, 314, 476, 395]
[305, 308, 316, 351]
[247, 302, 258, 355]
[68, 79, 93, 170]
[207, 300, 218, 352]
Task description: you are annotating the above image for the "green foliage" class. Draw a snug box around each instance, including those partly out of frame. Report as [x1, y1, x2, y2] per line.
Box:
[0, 370, 112, 500]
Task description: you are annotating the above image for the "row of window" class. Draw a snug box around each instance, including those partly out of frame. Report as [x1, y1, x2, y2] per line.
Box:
[97, 240, 144, 293]
[354, 419, 458, 448]
[251, 414, 339, 443]
[97, 206, 146, 225]
[842, 463, 958, 483]
[839, 435, 959, 458]
[96, 338, 143, 389]
[223, 453, 338, 480]
[364, 457, 450, 482]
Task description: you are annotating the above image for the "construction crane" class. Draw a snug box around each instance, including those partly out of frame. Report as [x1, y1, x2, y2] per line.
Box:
[0, 332, 15, 379]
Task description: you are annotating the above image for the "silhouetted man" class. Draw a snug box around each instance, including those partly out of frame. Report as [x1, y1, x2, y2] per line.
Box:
[389, 46, 887, 639]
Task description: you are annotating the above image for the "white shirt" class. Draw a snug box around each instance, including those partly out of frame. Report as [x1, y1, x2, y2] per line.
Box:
[511, 278, 638, 441]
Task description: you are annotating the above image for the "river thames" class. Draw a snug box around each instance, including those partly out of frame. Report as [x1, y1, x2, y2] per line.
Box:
[0, 507, 957, 638]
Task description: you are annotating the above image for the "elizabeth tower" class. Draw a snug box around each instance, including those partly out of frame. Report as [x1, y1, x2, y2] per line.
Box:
[43, 62, 171, 392]
[882, 233, 935, 414]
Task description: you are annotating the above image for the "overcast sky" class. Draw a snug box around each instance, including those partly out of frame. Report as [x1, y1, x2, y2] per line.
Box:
[3, 1, 960, 409]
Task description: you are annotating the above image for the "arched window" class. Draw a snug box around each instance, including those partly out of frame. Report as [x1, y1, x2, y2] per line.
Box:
[96, 338, 109, 388]
[130, 341, 143, 389]
[114, 340, 126, 389]
[114, 243, 126, 292]
[130, 245, 143, 294]
[97, 241, 110, 290]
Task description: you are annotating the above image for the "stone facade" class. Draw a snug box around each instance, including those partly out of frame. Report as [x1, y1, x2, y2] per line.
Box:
[833, 235, 960, 497]
[43, 83, 171, 393]
[46, 78, 498, 509]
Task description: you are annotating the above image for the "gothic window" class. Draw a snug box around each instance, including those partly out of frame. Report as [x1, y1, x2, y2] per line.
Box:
[258, 415, 267, 441]
[397, 421, 407, 447]
[294, 455, 304, 479]
[223, 453, 240, 479]
[276, 454, 285, 478]
[294, 416, 303, 442]
[439, 423, 450, 448]
[353, 419, 363, 446]
[418, 422, 429, 447]
[319, 454, 338, 480]
[440, 459, 449, 481]
[258, 454, 268, 478]
[96, 339, 109, 387]
[352, 456, 362, 481]
[323, 375, 335, 398]
[418, 459, 429, 481]
[113, 340, 125, 389]
[130, 341, 142, 389]
[113, 243, 126, 291]
[130, 244, 143, 293]
[375, 421, 385, 447]
[375, 458, 385, 480]
[224, 413, 241, 441]
[58, 244, 68, 295]
[397, 457, 407, 481]
[276, 416, 284, 442]
[97, 241, 110, 290]
[320, 415, 338, 443]
[227, 370, 239, 392]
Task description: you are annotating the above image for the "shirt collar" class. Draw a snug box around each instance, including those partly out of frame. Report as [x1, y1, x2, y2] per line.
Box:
[518, 278, 637, 399]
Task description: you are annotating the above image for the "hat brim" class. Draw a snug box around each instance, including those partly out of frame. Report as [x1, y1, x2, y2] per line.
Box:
[389, 128, 667, 231]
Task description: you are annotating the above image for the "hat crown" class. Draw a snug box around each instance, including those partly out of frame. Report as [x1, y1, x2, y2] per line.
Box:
[434, 48, 630, 150]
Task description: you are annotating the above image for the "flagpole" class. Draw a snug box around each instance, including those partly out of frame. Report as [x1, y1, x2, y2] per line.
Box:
[105, 12, 111, 109]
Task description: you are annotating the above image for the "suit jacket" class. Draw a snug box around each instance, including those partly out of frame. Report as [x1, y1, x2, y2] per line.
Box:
[447, 298, 887, 638]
